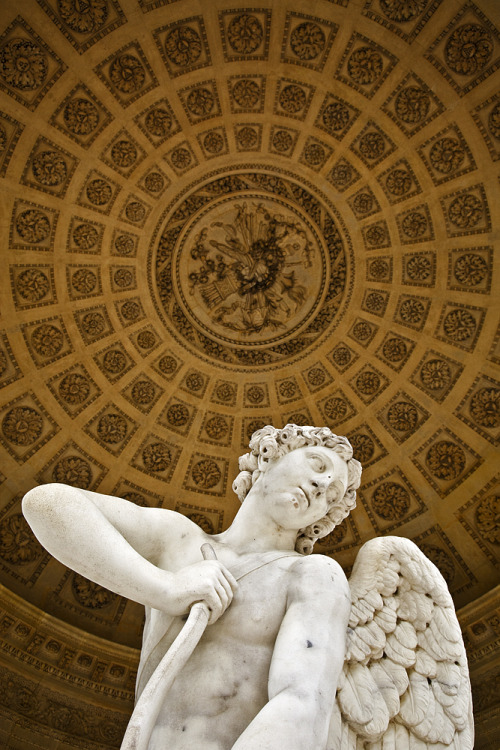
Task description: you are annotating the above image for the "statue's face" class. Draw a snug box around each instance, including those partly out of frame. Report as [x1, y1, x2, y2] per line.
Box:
[258, 445, 348, 531]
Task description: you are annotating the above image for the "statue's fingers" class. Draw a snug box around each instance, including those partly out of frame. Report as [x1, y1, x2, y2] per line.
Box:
[215, 581, 230, 612]
[204, 591, 222, 623]
[210, 580, 234, 623]
[217, 571, 235, 604]
[219, 564, 238, 592]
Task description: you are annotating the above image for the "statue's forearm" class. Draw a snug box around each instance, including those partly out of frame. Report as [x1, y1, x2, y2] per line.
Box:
[231, 690, 329, 750]
[22, 483, 169, 608]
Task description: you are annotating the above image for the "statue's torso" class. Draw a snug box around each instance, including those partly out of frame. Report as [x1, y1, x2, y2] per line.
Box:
[139, 529, 301, 750]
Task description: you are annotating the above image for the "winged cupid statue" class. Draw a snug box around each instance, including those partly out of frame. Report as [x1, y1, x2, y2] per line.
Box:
[22, 424, 473, 750]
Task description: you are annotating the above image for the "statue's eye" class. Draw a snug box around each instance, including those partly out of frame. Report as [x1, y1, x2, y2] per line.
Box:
[309, 454, 326, 472]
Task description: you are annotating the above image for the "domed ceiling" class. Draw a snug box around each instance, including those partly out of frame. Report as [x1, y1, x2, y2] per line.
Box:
[0, 0, 499, 746]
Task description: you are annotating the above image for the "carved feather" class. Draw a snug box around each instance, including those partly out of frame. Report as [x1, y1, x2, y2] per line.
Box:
[355, 619, 386, 652]
[400, 576, 412, 593]
[373, 612, 397, 633]
[396, 590, 417, 622]
[338, 663, 375, 726]
[408, 732, 429, 749]
[457, 722, 474, 750]
[377, 656, 409, 696]
[399, 672, 430, 727]
[369, 661, 400, 718]
[398, 590, 434, 632]
[356, 677, 391, 739]
[352, 625, 375, 656]
[374, 598, 397, 633]
[441, 682, 470, 731]
[385, 623, 417, 668]
[418, 623, 448, 662]
[332, 710, 357, 750]
[327, 700, 345, 750]
[398, 557, 424, 590]
[428, 616, 462, 661]
[350, 598, 375, 626]
[345, 631, 371, 663]
[364, 589, 385, 612]
[414, 648, 437, 679]
[411, 676, 436, 741]
[427, 579, 451, 608]
[394, 621, 418, 650]
[338, 662, 392, 740]
[393, 722, 411, 750]
[432, 605, 462, 645]
[379, 722, 396, 750]
[424, 694, 456, 745]
[342, 723, 357, 750]
[431, 678, 455, 708]
[435, 661, 461, 696]
[380, 567, 400, 596]
[384, 637, 414, 669]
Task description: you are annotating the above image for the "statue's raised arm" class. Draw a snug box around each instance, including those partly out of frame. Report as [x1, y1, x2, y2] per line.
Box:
[22, 424, 473, 750]
[21, 484, 238, 622]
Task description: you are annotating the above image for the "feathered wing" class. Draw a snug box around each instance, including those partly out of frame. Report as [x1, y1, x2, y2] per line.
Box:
[327, 536, 473, 750]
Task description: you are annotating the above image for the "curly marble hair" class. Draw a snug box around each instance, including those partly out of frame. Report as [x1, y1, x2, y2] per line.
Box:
[232, 424, 362, 555]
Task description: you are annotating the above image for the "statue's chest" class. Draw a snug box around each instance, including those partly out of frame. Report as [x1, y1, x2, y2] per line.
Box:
[156, 539, 297, 646]
[212, 564, 290, 647]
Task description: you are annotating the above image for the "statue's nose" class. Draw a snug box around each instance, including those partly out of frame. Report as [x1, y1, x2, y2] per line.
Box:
[310, 477, 332, 496]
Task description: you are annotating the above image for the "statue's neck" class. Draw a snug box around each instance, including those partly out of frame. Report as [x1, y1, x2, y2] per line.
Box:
[215, 494, 298, 554]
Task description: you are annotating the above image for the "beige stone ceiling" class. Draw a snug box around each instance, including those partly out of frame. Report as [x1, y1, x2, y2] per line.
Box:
[0, 0, 498, 666]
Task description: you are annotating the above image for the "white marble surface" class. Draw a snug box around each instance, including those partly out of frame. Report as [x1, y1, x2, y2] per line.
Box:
[22, 425, 473, 750]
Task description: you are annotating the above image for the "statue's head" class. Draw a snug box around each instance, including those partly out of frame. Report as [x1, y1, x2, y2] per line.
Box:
[233, 424, 362, 555]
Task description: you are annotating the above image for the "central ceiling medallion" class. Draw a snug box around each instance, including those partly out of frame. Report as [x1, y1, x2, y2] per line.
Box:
[178, 197, 323, 344]
[150, 169, 352, 367]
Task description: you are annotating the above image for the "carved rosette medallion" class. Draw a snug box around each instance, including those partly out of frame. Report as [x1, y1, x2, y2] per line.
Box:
[177, 198, 322, 343]
[150, 171, 350, 367]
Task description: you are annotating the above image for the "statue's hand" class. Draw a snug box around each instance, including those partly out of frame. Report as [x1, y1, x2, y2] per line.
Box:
[163, 560, 238, 624]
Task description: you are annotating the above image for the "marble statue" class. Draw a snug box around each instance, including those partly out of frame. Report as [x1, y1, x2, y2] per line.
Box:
[22, 424, 473, 750]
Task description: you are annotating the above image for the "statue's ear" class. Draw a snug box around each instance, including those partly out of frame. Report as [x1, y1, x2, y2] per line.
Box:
[328, 479, 345, 505]
[334, 479, 345, 499]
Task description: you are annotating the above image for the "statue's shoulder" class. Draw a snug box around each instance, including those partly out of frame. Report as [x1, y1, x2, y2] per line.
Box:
[288, 553, 349, 598]
[149, 507, 212, 564]
[146, 506, 208, 544]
